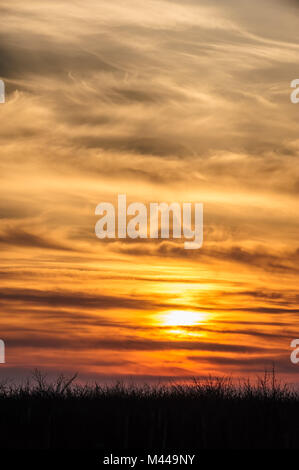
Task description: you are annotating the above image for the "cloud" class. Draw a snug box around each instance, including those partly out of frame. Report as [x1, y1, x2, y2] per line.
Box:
[7, 335, 269, 354]
[110, 240, 299, 275]
[188, 354, 298, 375]
[0, 287, 164, 311]
[0, 228, 74, 251]
[0, 0, 299, 381]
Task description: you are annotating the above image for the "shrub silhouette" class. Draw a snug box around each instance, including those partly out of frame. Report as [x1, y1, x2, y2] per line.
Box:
[0, 369, 298, 449]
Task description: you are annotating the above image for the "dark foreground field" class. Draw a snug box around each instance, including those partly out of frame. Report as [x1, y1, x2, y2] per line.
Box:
[1, 371, 299, 449]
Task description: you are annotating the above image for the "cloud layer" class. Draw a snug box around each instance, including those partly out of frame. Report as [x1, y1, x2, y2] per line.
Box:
[0, 0, 299, 382]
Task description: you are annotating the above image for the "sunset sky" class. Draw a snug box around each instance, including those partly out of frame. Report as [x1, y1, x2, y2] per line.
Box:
[1, 0, 299, 383]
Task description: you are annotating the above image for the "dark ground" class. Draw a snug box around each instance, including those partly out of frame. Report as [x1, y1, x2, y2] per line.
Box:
[0, 371, 298, 449]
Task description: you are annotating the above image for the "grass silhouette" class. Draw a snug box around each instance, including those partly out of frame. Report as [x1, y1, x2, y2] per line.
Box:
[0, 368, 298, 449]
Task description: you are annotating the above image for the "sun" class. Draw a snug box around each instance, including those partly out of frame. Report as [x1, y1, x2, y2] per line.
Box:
[162, 310, 205, 327]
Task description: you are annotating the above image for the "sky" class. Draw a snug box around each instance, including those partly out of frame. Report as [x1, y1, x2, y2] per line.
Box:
[0, 0, 299, 384]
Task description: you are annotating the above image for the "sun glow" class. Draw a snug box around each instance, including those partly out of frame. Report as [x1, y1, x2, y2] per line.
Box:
[162, 310, 206, 327]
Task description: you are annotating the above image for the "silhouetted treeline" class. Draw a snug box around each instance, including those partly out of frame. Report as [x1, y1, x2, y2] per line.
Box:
[0, 370, 298, 449]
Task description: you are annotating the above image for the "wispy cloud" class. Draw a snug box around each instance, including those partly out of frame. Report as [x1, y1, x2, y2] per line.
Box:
[0, 0, 298, 380]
